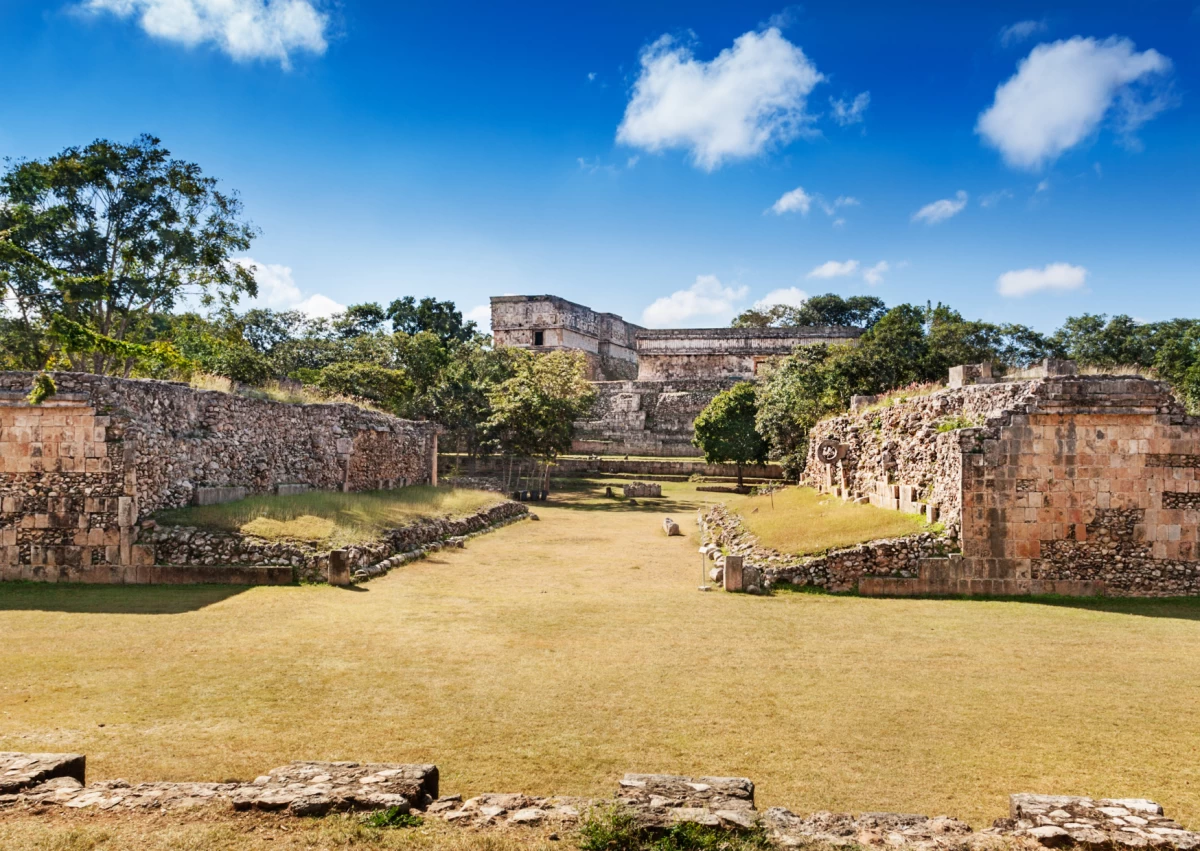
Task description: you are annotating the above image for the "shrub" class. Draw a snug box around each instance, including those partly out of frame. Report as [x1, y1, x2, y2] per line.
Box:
[360, 806, 422, 828]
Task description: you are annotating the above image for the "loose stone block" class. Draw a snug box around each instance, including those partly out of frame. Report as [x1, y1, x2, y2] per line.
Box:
[0, 752, 86, 794]
[662, 517, 682, 536]
[723, 555, 744, 591]
[328, 549, 352, 586]
[193, 486, 248, 507]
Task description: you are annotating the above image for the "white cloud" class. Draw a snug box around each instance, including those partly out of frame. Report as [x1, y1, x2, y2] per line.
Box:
[832, 217, 845, 228]
[617, 28, 825, 171]
[862, 261, 889, 286]
[807, 259, 859, 279]
[977, 37, 1173, 171]
[770, 186, 814, 215]
[233, 258, 345, 317]
[999, 20, 1048, 47]
[83, 0, 327, 67]
[980, 189, 1014, 208]
[642, 275, 748, 327]
[912, 190, 967, 224]
[996, 262, 1088, 297]
[587, 71, 597, 82]
[465, 304, 492, 333]
[1036, 179, 1050, 193]
[754, 286, 808, 309]
[830, 91, 870, 125]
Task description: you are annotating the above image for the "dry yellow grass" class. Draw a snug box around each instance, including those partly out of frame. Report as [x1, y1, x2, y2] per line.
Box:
[155, 486, 504, 548]
[734, 486, 930, 554]
[3, 479, 1200, 833]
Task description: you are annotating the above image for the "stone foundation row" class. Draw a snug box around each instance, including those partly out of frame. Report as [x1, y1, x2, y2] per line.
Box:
[3, 752, 1197, 849]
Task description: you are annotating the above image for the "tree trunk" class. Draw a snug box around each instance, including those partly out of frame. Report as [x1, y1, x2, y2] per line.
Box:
[737, 463, 744, 489]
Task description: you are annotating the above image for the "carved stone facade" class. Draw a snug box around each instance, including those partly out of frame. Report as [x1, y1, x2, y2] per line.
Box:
[491, 295, 862, 455]
[806, 366, 1200, 597]
[490, 295, 642, 380]
[0, 372, 440, 582]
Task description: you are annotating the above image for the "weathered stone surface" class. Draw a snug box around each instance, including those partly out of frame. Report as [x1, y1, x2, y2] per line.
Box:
[663, 518, 682, 536]
[996, 795, 1200, 850]
[803, 371, 1200, 598]
[624, 482, 662, 498]
[617, 773, 754, 812]
[0, 372, 441, 583]
[0, 753, 85, 794]
[231, 762, 437, 816]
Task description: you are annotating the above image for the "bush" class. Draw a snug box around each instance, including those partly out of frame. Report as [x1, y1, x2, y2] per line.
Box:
[360, 806, 422, 828]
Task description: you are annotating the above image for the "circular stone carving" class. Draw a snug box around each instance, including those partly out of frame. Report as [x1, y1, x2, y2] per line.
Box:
[817, 439, 845, 465]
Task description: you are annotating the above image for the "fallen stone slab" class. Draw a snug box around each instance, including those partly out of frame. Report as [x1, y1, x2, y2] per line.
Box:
[994, 795, 1200, 849]
[231, 761, 439, 817]
[764, 807, 976, 848]
[0, 753, 86, 795]
[14, 777, 239, 812]
[617, 773, 755, 812]
[439, 793, 588, 827]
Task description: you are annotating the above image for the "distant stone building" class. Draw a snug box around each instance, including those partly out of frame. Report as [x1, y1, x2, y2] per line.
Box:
[490, 295, 862, 456]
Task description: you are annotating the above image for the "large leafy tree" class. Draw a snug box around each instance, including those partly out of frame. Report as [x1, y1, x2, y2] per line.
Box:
[386, 296, 478, 344]
[693, 381, 769, 488]
[733, 294, 887, 330]
[0, 134, 257, 373]
[484, 350, 595, 485]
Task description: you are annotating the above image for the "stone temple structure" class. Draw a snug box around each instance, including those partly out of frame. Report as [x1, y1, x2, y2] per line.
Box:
[491, 295, 861, 456]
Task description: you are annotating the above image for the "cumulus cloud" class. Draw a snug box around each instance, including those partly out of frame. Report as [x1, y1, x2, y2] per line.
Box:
[770, 186, 814, 215]
[912, 190, 967, 224]
[862, 261, 889, 286]
[977, 36, 1173, 171]
[996, 262, 1088, 297]
[999, 19, 1048, 47]
[754, 286, 808, 309]
[642, 275, 748, 327]
[82, 0, 327, 67]
[465, 304, 492, 333]
[233, 258, 344, 317]
[617, 28, 825, 171]
[807, 259, 859, 279]
[830, 91, 870, 125]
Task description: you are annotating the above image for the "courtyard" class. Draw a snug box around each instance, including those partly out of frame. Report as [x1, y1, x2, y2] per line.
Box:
[3, 479, 1200, 830]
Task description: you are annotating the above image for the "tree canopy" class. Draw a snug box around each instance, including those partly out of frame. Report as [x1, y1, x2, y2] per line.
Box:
[0, 134, 257, 374]
[692, 381, 769, 487]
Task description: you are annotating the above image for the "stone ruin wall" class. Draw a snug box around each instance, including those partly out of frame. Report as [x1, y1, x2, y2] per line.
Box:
[0, 372, 440, 582]
[490, 295, 641, 380]
[572, 378, 736, 457]
[806, 373, 1200, 597]
[634, 326, 863, 381]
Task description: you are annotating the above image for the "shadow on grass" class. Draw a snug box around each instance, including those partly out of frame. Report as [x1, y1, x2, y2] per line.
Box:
[0, 582, 253, 614]
[770, 582, 1200, 621]
[541, 477, 706, 515]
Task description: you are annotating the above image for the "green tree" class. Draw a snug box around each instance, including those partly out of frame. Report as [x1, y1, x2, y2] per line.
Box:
[0, 134, 258, 374]
[733, 294, 887, 329]
[693, 382, 769, 488]
[386, 296, 478, 344]
[485, 350, 595, 488]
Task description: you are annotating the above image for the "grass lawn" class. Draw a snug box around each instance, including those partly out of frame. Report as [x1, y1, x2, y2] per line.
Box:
[734, 485, 931, 554]
[3, 478, 1200, 832]
[154, 486, 505, 548]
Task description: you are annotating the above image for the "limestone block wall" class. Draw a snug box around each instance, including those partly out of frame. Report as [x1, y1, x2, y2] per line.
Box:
[490, 295, 641, 380]
[806, 373, 1200, 596]
[635, 327, 863, 381]
[0, 372, 440, 580]
[572, 378, 737, 457]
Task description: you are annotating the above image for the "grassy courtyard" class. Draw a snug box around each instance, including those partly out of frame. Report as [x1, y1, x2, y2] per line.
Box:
[3, 479, 1200, 832]
[155, 486, 505, 548]
[734, 485, 930, 554]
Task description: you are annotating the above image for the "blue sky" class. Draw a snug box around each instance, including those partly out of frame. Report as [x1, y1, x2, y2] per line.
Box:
[2, 1, 1197, 332]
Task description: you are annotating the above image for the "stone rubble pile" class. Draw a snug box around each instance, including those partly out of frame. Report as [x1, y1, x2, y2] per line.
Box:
[699, 504, 951, 592]
[5, 753, 1200, 849]
[994, 794, 1200, 849]
[624, 482, 662, 498]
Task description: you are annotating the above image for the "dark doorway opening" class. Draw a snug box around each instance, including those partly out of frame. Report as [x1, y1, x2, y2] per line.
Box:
[533, 330, 545, 346]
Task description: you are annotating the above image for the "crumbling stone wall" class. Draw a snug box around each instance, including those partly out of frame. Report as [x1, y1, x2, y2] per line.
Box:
[572, 378, 737, 456]
[805, 371, 1200, 597]
[635, 327, 862, 381]
[490, 295, 641, 380]
[0, 372, 440, 581]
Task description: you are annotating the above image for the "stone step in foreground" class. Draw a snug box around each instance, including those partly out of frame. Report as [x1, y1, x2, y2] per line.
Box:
[2, 753, 1198, 849]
